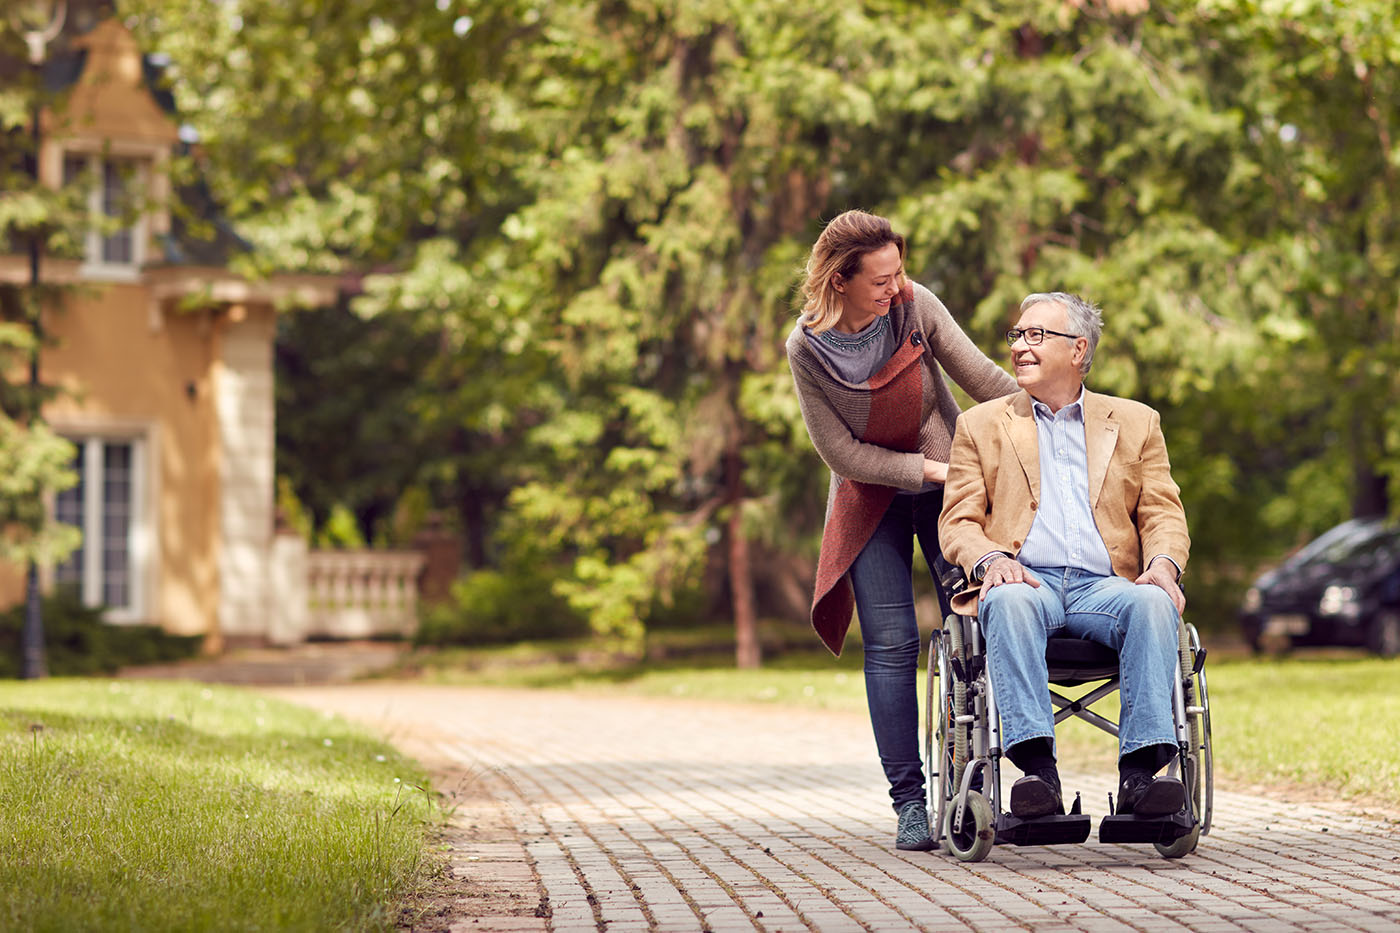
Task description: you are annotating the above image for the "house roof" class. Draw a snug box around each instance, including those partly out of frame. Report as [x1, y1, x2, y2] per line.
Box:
[5, 2, 319, 284]
[4, 0, 117, 93]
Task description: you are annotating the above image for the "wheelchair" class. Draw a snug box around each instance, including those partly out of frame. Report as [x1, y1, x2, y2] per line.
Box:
[923, 564, 1213, 862]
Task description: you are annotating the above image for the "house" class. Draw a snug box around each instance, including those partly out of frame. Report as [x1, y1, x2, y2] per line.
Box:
[0, 11, 345, 650]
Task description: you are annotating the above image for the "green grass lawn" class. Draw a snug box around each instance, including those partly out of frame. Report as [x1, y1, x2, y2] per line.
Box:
[406, 637, 1400, 815]
[0, 679, 438, 933]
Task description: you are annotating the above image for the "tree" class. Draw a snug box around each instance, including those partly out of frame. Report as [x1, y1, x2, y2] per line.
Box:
[124, 0, 1400, 653]
[273, 298, 448, 546]
[124, 0, 553, 569]
[0, 322, 78, 569]
[1, 20, 86, 675]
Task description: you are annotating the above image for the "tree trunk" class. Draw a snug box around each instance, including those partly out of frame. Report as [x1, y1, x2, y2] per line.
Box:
[1352, 456, 1390, 518]
[1351, 408, 1390, 518]
[456, 479, 489, 570]
[729, 506, 759, 669]
[725, 445, 760, 669]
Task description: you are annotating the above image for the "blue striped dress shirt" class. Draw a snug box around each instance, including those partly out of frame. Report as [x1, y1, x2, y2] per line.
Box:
[1017, 389, 1115, 576]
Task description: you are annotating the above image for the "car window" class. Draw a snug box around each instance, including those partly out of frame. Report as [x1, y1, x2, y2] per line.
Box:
[1287, 519, 1379, 567]
[1306, 524, 1400, 571]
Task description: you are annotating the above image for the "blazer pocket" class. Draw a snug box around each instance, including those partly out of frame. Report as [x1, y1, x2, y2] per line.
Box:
[1116, 458, 1144, 503]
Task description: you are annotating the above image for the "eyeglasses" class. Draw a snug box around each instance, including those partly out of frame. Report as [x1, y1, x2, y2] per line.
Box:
[1005, 326, 1081, 347]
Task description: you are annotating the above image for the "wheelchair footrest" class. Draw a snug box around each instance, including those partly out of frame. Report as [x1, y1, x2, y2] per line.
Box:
[1098, 811, 1196, 845]
[995, 813, 1092, 847]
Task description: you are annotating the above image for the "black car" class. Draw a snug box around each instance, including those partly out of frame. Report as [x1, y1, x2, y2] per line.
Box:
[1240, 516, 1400, 657]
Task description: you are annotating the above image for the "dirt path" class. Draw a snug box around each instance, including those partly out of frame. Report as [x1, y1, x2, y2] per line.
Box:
[265, 683, 1400, 933]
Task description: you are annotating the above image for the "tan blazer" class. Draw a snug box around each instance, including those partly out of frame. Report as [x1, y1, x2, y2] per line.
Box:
[938, 389, 1189, 611]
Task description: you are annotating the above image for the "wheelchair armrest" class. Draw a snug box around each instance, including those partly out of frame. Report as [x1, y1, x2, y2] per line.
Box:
[934, 553, 971, 596]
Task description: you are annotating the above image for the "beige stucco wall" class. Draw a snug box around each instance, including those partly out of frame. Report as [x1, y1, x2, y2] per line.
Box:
[0, 17, 335, 649]
[0, 282, 275, 642]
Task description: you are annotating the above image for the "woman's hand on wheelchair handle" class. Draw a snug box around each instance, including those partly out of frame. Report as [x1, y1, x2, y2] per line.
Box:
[979, 556, 1041, 602]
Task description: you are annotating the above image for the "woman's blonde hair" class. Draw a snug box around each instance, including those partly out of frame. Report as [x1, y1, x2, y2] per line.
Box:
[799, 210, 906, 334]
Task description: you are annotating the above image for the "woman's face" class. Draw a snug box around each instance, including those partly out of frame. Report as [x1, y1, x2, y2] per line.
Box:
[834, 242, 903, 328]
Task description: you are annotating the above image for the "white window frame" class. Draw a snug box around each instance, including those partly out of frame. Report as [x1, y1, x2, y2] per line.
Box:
[60, 144, 158, 283]
[48, 423, 157, 625]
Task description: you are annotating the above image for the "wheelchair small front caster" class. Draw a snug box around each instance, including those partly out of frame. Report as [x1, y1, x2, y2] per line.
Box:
[1154, 823, 1200, 859]
[942, 791, 995, 862]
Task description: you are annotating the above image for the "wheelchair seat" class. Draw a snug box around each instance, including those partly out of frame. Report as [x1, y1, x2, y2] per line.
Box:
[1046, 635, 1120, 685]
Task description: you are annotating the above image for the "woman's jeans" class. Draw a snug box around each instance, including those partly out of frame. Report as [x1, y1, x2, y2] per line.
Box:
[980, 566, 1180, 760]
[848, 489, 950, 812]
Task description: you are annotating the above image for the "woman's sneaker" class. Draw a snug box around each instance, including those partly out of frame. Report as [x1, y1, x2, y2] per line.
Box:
[895, 800, 936, 851]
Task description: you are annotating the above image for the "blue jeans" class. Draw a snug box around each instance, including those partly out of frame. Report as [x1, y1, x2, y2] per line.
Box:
[980, 566, 1180, 761]
[848, 489, 951, 812]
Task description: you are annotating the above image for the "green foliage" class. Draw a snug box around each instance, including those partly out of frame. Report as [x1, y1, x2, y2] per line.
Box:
[275, 475, 313, 540]
[0, 24, 88, 585]
[0, 71, 90, 263]
[0, 412, 79, 566]
[273, 301, 450, 545]
[0, 679, 435, 931]
[316, 502, 368, 550]
[0, 307, 78, 568]
[121, 0, 1400, 646]
[377, 486, 432, 549]
[415, 568, 589, 646]
[0, 590, 200, 679]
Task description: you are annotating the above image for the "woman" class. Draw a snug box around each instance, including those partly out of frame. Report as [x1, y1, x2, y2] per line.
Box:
[786, 210, 1016, 850]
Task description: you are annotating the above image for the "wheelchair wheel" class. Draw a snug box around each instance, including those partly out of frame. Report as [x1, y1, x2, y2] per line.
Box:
[943, 790, 995, 862]
[946, 618, 970, 776]
[1190, 624, 1215, 835]
[924, 627, 941, 838]
[935, 618, 982, 856]
[930, 620, 971, 844]
[1156, 622, 1213, 858]
[927, 619, 972, 851]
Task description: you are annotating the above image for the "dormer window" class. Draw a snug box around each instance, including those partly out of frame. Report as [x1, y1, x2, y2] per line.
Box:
[62, 150, 151, 278]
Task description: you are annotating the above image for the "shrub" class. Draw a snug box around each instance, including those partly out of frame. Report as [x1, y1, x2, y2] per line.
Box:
[0, 589, 202, 678]
[414, 568, 589, 645]
[316, 502, 367, 549]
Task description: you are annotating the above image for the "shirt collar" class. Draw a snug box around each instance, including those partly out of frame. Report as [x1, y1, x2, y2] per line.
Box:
[1031, 386, 1086, 423]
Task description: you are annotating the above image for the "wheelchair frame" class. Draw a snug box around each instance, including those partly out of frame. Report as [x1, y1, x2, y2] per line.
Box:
[922, 576, 1214, 862]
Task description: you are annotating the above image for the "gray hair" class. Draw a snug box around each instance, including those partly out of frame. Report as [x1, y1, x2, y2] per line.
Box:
[1020, 292, 1103, 376]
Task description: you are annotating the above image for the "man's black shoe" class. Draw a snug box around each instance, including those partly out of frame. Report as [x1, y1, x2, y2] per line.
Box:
[1009, 771, 1064, 819]
[1117, 773, 1186, 817]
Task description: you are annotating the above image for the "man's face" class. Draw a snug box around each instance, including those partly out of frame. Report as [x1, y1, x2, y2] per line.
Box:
[1010, 300, 1087, 400]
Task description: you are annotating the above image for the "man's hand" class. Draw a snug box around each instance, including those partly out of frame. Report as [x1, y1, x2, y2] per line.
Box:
[979, 556, 1041, 602]
[1135, 558, 1186, 615]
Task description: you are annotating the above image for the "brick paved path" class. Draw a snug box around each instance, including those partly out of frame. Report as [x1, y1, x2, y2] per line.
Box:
[269, 684, 1400, 932]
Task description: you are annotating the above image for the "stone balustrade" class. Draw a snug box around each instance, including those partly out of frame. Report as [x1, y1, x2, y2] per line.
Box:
[268, 534, 426, 644]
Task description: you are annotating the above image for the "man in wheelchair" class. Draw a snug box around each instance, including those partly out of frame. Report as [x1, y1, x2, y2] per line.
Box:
[938, 292, 1192, 824]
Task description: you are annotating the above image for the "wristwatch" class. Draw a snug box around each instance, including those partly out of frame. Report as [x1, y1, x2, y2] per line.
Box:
[971, 552, 1014, 584]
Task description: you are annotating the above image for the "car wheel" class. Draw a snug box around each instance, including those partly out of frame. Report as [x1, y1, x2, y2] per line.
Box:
[1366, 610, 1400, 658]
[1240, 617, 1263, 654]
